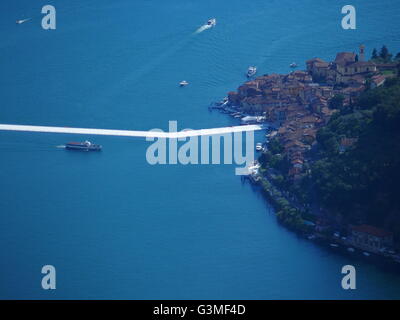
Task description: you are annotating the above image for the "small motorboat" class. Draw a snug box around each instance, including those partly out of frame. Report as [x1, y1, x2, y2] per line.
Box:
[179, 80, 189, 87]
[289, 62, 298, 68]
[207, 18, 217, 27]
[363, 252, 371, 257]
[256, 143, 263, 151]
[347, 247, 355, 253]
[16, 18, 31, 24]
[65, 141, 102, 151]
[330, 243, 339, 248]
[247, 66, 257, 77]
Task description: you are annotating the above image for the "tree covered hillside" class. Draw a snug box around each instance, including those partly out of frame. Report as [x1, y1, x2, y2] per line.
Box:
[312, 76, 400, 237]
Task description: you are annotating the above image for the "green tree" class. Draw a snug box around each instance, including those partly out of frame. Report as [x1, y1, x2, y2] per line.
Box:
[371, 48, 378, 60]
[329, 94, 345, 110]
[379, 45, 392, 62]
[311, 76, 400, 236]
[268, 137, 284, 154]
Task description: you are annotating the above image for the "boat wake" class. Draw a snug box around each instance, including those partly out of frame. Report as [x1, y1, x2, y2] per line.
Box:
[195, 24, 212, 34]
[16, 18, 32, 25]
[194, 18, 216, 34]
[56, 145, 66, 149]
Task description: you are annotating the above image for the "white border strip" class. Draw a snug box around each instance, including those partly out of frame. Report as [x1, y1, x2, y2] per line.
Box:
[0, 124, 264, 138]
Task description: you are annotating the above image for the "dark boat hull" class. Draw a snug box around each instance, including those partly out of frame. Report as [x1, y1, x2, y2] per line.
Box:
[65, 144, 102, 151]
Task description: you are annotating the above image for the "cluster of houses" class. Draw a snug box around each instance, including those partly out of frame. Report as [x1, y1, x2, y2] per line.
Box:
[224, 46, 400, 256]
[227, 45, 394, 180]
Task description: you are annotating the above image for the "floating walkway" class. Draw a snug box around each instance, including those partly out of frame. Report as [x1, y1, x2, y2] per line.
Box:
[0, 124, 265, 139]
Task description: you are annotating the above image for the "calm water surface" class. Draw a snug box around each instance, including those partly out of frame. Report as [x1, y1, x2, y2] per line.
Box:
[0, 0, 400, 299]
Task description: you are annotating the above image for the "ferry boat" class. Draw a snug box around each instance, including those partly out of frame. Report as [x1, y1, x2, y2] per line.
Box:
[179, 80, 189, 87]
[247, 66, 257, 77]
[207, 18, 217, 27]
[65, 141, 102, 151]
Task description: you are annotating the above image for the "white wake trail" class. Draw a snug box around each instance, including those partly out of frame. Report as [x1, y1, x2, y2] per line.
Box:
[195, 24, 212, 34]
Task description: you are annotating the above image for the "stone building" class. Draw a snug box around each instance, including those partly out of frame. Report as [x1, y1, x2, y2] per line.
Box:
[307, 45, 377, 84]
[349, 224, 393, 254]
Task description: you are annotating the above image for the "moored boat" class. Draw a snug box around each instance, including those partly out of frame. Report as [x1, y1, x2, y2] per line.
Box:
[247, 66, 257, 77]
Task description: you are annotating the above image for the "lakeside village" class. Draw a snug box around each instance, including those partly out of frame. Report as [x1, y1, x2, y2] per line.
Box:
[210, 45, 400, 267]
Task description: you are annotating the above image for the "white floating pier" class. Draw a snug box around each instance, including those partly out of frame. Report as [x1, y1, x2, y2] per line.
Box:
[0, 124, 264, 139]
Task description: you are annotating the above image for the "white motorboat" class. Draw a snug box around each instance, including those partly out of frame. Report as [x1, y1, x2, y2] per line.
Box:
[16, 18, 31, 24]
[207, 18, 217, 27]
[290, 62, 298, 68]
[247, 66, 257, 77]
[179, 80, 189, 87]
[256, 143, 263, 151]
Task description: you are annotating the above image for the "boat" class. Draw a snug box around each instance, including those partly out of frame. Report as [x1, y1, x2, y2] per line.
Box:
[247, 66, 257, 77]
[16, 18, 31, 24]
[207, 18, 217, 27]
[256, 143, 263, 151]
[179, 80, 189, 87]
[65, 141, 102, 151]
[289, 62, 298, 68]
[347, 247, 355, 253]
[329, 243, 339, 248]
[214, 97, 228, 107]
[363, 252, 371, 257]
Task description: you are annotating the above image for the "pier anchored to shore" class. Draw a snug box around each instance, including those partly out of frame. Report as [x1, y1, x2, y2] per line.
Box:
[0, 124, 265, 138]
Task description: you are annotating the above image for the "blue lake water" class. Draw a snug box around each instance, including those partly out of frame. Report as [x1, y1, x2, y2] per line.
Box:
[1, 0, 400, 299]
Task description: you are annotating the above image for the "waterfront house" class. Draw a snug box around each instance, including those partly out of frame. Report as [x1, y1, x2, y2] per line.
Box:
[349, 225, 393, 254]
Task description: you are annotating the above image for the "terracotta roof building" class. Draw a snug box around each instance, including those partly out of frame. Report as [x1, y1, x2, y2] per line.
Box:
[349, 224, 393, 254]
